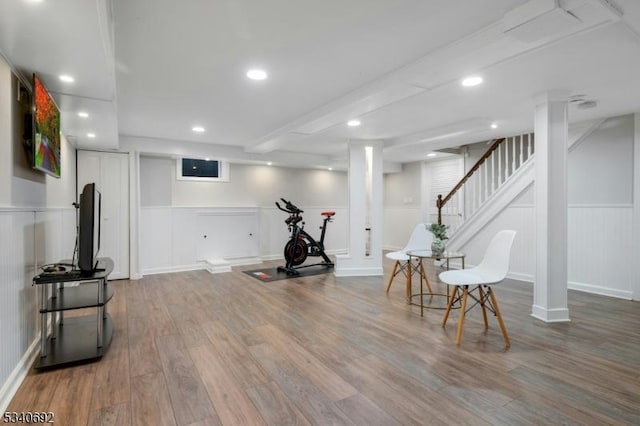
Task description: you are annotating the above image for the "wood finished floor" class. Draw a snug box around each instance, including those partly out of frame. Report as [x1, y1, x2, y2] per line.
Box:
[8, 258, 640, 425]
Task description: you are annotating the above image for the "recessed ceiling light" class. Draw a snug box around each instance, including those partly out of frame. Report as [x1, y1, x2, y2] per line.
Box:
[205, 158, 210, 161]
[462, 76, 483, 87]
[328, 167, 333, 171]
[347, 120, 361, 127]
[192, 126, 205, 133]
[491, 123, 498, 129]
[78, 112, 89, 118]
[59, 75, 74, 83]
[87, 133, 96, 138]
[427, 153, 437, 157]
[246, 69, 267, 80]
[267, 162, 273, 166]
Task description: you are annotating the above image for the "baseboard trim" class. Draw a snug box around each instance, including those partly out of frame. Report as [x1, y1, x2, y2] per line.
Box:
[0, 338, 39, 413]
[144, 257, 266, 276]
[334, 255, 383, 277]
[142, 264, 205, 275]
[531, 305, 571, 323]
[226, 257, 263, 267]
[334, 266, 384, 277]
[507, 272, 534, 283]
[568, 281, 633, 300]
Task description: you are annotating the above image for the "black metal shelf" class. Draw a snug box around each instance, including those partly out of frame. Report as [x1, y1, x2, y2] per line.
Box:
[40, 283, 114, 313]
[35, 314, 113, 369]
[33, 257, 114, 370]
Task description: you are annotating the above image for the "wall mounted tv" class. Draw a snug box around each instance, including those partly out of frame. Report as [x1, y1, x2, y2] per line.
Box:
[32, 73, 61, 178]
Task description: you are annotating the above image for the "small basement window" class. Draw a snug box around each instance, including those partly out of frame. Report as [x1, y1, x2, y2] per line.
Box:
[176, 158, 229, 182]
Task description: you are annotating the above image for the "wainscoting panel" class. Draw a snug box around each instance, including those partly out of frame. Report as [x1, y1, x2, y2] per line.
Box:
[455, 205, 535, 278]
[453, 204, 634, 299]
[0, 211, 33, 411]
[171, 208, 198, 268]
[568, 205, 634, 299]
[196, 211, 259, 261]
[141, 206, 349, 273]
[140, 207, 173, 272]
[141, 207, 263, 274]
[0, 208, 75, 412]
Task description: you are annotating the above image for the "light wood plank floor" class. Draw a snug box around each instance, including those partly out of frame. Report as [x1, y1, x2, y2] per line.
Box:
[8, 258, 640, 425]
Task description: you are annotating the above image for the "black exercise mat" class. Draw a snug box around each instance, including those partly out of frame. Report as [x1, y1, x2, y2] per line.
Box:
[243, 265, 333, 282]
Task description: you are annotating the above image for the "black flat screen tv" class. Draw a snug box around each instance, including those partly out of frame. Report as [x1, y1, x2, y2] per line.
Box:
[32, 73, 61, 178]
[78, 183, 101, 274]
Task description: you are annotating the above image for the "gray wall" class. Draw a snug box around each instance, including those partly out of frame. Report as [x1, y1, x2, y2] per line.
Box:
[383, 161, 421, 207]
[568, 114, 633, 205]
[140, 156, 349, 207]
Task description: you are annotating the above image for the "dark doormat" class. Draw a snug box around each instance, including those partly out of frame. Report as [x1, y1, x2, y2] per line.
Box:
[243, 265, 333, 282]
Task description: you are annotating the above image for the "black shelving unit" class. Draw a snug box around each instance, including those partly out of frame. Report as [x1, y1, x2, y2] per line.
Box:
[32, 258, 114, 369]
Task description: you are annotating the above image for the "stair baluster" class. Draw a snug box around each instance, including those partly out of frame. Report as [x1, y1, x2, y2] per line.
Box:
[437, 133, 535, 226]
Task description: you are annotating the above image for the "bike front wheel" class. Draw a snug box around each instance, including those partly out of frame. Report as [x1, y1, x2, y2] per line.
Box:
[284, 238, 308, 266]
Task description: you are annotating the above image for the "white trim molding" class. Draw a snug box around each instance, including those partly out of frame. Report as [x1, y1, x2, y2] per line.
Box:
[531, 305, 571, 323]
[0, 339, 39, 414]
[568, 281, 633, 300]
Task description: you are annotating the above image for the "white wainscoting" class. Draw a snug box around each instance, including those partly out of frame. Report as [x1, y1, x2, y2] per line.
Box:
[568, 205, 634, 299]
[454, 204, 634, 300]
[0, 208, 76, 413]
[454, 205, 536, 280]
[140, 207, 260, 274]
[140, 206, 349, 273]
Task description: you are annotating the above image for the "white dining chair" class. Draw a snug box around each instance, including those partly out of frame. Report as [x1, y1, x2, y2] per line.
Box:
[439, 230, 516, 347]
[385, 223, 433, 293]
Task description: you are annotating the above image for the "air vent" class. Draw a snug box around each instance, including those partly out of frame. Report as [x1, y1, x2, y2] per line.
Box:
[576, 100, 598, 110]
[504, 0, 582, 42]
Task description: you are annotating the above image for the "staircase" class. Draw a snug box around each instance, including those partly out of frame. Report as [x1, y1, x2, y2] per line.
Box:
[437, 133, 535, 250]
[437, 118, 607, 253]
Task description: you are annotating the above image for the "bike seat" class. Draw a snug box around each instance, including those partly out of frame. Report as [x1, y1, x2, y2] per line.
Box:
[321, 211, 335, 217]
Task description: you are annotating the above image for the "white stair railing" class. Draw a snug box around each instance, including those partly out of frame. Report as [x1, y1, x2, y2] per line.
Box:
[437, 133, 534, 230]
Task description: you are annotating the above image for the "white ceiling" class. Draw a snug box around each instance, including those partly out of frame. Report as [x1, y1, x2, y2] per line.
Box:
[1, 0, 640, 169]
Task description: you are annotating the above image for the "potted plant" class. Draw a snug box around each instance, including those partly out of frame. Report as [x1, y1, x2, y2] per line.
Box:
[429, 223, 449, 255]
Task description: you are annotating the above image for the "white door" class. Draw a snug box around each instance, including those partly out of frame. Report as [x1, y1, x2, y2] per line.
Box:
[77, 150, 130, 279]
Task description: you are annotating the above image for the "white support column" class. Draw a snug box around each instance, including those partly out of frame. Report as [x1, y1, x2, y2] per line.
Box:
[334, 140, 384, 277]
[632, 113, 640, 301]
[129, 151, 142, 280]
[531, 91, 570, 322]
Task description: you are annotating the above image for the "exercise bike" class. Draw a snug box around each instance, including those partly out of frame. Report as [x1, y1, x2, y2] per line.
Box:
[275, 198, 335, 276]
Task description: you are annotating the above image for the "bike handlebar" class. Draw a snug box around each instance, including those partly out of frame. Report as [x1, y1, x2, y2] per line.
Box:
[275, 198, 303, 214]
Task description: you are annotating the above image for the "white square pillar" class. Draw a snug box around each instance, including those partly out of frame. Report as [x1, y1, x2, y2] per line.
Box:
[334, 140, 384, 277]
[532, 91, 571, 322]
